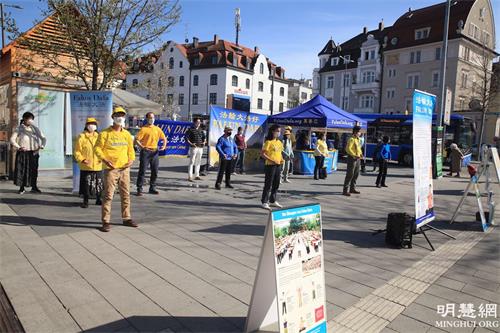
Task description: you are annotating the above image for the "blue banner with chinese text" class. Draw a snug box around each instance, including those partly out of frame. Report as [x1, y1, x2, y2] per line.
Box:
[155, 120, 192, 157]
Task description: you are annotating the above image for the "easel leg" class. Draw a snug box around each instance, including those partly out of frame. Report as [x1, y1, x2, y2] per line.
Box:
[419, 227, 435, 251]
[424, 224, 456, 239]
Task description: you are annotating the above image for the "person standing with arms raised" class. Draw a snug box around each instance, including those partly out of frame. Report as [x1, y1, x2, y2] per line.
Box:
[94, 106, 137, 232]
[261, 125, 284, 210]
[343, 125, 362, 196]
[134, 112, 167, 196]
[215, 126, 238, 190]
[186, 118, 206, 182]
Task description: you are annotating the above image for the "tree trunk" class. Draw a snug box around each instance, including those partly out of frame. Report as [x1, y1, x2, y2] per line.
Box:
[478, 108, 487, 160]
[92, 63, 99, 90]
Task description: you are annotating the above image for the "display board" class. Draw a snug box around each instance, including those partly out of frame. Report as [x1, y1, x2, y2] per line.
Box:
[154, 120, 192, 157]
[491, 148, 500, 183]
[412, 90, 436, 228]
[245, 204, 327, 333]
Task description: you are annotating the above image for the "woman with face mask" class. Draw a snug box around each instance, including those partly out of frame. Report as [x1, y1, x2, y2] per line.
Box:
[74, 117, 103, 208]
[10, 112, 47, 194]
[260, 124, 284, 210]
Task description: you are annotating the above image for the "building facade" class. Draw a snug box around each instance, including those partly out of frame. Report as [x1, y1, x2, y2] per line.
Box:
[126, 35, 289, 119]
[287, 78, 313, 108]
[314, 0, 497, 116]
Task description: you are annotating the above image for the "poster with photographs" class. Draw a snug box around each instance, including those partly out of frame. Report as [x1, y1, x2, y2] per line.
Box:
[272, 204, 327, 333]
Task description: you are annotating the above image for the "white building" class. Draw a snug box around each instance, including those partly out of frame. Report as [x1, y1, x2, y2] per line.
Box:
[287, 78, 313, 108]
[126, 35, 289, 119]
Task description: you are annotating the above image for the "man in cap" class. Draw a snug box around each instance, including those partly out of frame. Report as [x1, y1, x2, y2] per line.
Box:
[94, 106, 137, 232]
[343, 125, 363, 196]
[134, 112, 167, 196]
[215, 126, 238, 190]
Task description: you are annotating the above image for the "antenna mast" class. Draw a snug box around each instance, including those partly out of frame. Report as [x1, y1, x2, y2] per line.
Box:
[235, 8, 241, 45]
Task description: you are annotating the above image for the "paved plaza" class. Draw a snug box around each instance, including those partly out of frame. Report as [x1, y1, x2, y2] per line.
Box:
[0, 158, 498, 333]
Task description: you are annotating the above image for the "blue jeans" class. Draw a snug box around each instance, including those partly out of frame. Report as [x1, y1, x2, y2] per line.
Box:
[136, 149, 159, 191]
[235, 149, 245, 172]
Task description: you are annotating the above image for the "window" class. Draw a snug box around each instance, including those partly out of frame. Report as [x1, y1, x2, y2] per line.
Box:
[279, 102, 284, 112]
[360, 95, 374, 108]
[168, 76, 174, 87]
[193, 75, 199, 86]
[327, 76, 334, 89]
[342, 96, 349, 109]
[167, 94, 174, 105]
[210, 74, 218, 85]
[386, 88, 395, 99]
[301, 92, 307, 100]
[178, 93, 184, 105]
[146, 94, 150, 100]
[257, 98, 263, 109]
[179, 61, 183, 68]
[258, 81, 264, 92]
[415, 27, 431, 40]
[431, 72, 440, 88]
[280, 87, 285, 96]
[407, 74, 420, 89]
[370, 50, 376, 60]
[343, 73, 351, 87]
[344, 55, 351, 63]
[245, 78, 250, 89]
[132, 79, 138, 87]
[482, 31, 491, 46]
[435, 47, 441, 61]
[179, 76, 185, 87]
[461, 46, 471, 61]
[362, 71, 375, 83]
[260, 63, 264, 74]
[461, 71, 468, 88]
[388, 69, 396, 78]
[479, 7, 485, 19]
[192, 93, 198, 105]
[364, 51, 369, 60]
[458, 96, 466, 110]
[410, 51, 421, 64]
[194, 58, 200, 65]
[211, 55, 218, 65]
[209, 93, 217, 105]
[331, 57, 339, 66]
[160, 62, 165, 70]
[169, 57, 174, 69]
[158, 78, 162, 88]
[232, 75, 238, 87]
[469, 23, 480, 40]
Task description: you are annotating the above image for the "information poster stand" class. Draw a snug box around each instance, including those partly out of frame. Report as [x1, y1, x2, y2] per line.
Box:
[245, 204, 327, 333]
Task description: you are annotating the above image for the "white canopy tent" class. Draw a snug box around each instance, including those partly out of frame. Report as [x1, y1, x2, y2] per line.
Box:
[111, 88, 162, 116]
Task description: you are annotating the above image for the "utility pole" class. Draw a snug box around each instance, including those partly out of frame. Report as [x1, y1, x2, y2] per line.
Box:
[438, 0, 451, 128]
[270, 67, 275, 115]
[0, 3, 23, 49]
[235, 8, 241, 46]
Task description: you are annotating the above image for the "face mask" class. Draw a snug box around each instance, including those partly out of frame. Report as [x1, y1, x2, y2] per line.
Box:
[273, 131, 280, 138]
[25, 119, 34, 126]
[227, 132, 232, 136]
[87, 124, 97, 132]
[113, 116, 126, 126]
[147, 118, 155, 125]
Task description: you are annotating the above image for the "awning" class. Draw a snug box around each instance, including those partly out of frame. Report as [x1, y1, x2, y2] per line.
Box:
[111, 88, 162, 117]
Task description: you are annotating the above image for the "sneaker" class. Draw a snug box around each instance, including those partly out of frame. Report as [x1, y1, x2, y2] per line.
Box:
[270, 202, 283, 208]
[18, 189, 25, 195]
[122, 220, 138, 228]
[31, 188, 42, 194]
[149, 189, 160, 195]
[284, 179, 291, 183]
[262, 203, 271, 210]
[100, 224, 111, 232]
[195, 176, 202, 180]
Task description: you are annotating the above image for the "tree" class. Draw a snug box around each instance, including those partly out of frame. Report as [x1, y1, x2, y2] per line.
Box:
[12, 0, 181, 90]
[470, 41, 498, 153]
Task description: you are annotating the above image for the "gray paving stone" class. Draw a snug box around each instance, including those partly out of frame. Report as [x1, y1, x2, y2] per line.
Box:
[387, 314, 432, 333]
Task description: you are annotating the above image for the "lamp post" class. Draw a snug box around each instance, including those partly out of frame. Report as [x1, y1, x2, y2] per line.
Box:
[0, 3, 22, 49]
[339, 55, 354, 111]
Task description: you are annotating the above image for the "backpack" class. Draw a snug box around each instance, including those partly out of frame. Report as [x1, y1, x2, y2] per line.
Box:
[385, 213, 415, 248]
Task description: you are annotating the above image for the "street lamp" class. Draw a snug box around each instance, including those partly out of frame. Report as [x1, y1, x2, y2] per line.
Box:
[1, 3, 22, 49]
[339, 55, 354, 111]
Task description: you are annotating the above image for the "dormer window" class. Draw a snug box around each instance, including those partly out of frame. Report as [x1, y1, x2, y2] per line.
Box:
[331, 57, 339, 66]
[211, 55, 218, 65]
[344, 55, 351, 63]
[415, 27, 431, 40]
[193, 57, 200, 65]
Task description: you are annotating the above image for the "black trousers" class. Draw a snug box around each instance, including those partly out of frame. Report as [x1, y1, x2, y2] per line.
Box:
[216, 158, 232, 186]
[314, 156, 325, 179]
[262, 164, 281, 203]
[376, 159, 388, 186]
[137, 149, 159, 191]
[343, 156, 360, 192]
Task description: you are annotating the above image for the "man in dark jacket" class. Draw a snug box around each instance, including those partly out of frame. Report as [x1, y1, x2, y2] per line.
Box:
[215, 126, 238, 190]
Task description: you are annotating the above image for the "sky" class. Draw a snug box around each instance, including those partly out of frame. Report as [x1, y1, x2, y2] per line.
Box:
[5, 0, 500, 80]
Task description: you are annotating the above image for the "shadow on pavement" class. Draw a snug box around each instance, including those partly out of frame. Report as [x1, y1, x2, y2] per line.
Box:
[86, 315, 246, 333]
[1, 197, 79, 208]
[0, 215, 105, 230]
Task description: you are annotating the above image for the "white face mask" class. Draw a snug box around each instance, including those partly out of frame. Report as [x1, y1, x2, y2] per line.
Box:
[87, 124, 97, 132]
[113, 116, 126, 127]
[147, 117, 155, 125]
[25, 119, 34, 126]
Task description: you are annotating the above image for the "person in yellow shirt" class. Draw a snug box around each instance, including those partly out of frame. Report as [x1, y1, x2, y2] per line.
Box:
[343, 125, 363, 196]
[94, 106, 137, 232]
[313, 132, 329, 180]
[74, 117, 103, 208]
[261, 124, 284, 210]
[134, 112, 167, 196]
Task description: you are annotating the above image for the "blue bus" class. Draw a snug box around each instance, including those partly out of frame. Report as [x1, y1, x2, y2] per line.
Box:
[352, 113, 475, 166]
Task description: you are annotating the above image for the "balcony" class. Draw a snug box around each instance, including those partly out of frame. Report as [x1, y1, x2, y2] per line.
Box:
[351, 81, 380, 93]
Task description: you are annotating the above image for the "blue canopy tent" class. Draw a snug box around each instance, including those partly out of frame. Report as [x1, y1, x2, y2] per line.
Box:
[268, 95, 367, 130]
[268, 95, 367, 175]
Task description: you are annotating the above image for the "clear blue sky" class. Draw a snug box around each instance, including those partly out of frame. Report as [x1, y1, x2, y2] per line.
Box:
[6, 0, 500, 80]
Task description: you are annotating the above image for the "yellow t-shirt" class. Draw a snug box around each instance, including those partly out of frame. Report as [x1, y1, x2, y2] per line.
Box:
[136, 125, 166, 149]
[262, 139, 284, 166]
[314, 139, 329, 157]
[74, 131, 102, 171]
[346, 136, 362, 158]
[94, 127, 135, 169]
